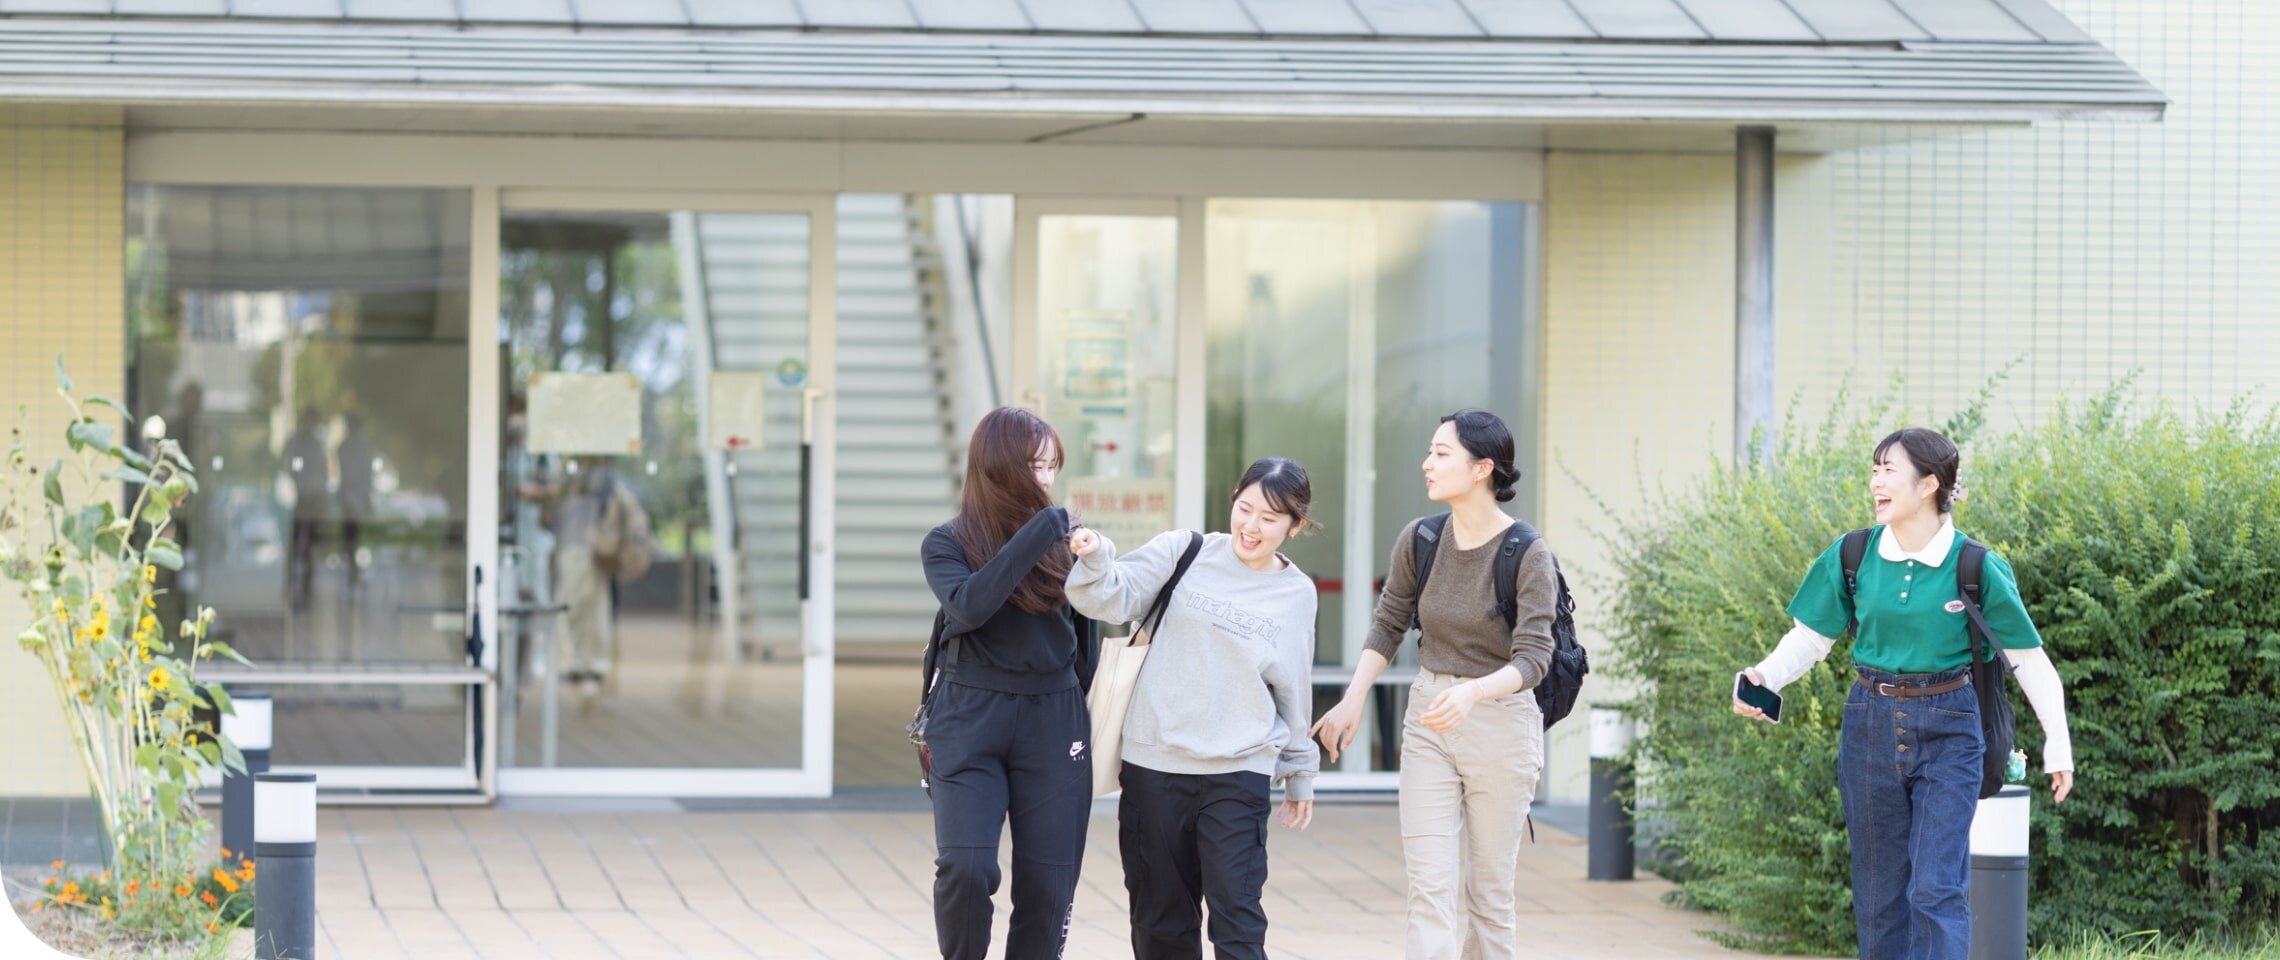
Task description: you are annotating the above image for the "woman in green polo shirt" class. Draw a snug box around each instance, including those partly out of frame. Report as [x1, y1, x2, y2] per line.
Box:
[1732, 427, 2075, 960]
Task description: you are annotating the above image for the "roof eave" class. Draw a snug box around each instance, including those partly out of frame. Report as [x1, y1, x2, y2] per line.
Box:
[0, 78, 2169, 127]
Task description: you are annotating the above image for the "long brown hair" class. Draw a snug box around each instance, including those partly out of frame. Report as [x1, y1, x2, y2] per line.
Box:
[952, 407, 1072, 616]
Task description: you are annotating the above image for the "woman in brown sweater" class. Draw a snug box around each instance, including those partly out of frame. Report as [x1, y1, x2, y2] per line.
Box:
[1310, 409, 1558, 960]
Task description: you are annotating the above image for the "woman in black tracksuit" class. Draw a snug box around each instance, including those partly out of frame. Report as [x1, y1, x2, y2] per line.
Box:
[920, 406, 1097, 960]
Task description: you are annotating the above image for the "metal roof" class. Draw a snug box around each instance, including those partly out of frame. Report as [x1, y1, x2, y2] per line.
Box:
[0, 0, 2107, 43]
[0, 3, 2165, 125]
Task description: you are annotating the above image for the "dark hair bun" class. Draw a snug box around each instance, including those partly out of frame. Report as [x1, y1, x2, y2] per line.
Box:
[1492, 461, 1519, 502]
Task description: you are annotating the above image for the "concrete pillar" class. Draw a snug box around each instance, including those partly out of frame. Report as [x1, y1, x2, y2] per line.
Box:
[1734, 126, 1777, 465]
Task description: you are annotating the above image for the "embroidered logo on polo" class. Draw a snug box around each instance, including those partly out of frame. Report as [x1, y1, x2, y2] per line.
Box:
[1069, 740, 1085, 760]
[1945, 600, 1967, 614]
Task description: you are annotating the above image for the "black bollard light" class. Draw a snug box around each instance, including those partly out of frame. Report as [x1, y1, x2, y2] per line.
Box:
[1969, 784, 2031, 960]
[1587, 706, 1636, 881]
[253, 772, 318, 960]
[220, 690, 272, 862]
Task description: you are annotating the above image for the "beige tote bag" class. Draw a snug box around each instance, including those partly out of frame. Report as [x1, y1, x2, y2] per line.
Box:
[1083, 532, 1203, 797]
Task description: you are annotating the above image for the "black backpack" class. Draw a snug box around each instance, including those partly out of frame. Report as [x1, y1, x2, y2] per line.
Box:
[1840, 528, 2016, 800]
[1410, 515, 1588, 728]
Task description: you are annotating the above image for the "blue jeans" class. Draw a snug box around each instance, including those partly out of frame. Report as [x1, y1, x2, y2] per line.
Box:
[1839, 666, 1983, 960]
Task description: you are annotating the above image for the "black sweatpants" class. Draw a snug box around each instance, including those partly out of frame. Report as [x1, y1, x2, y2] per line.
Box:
[1118, 762, 1272, 960]
[928, 680, 1093, 960]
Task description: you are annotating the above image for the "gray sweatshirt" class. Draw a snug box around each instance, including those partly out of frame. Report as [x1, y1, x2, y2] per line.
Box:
[1066, 531, 1321, 801]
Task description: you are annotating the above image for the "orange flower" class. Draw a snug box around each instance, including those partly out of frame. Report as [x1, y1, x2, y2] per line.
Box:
[206, 921, 219, 934]
[219, 846, 231, 859]
[175, 884, 192, 897]
[125, 881, 140, 895]
[50, 860, 64, 870]
[30, 902, 41, 913]
[60, 882, 79, 897]
[212, 868, 239, 894]
[199, 890, 218, 907]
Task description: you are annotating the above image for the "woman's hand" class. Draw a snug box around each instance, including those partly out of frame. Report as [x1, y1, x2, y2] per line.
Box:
[2051, 770, 2073, 804]
[1419, 681, 1482, 733]
[1732, 667, 1773, 722]
[1278, 799, 1313, 831]
[1309, 697, 1365, 763]
[1069, 527, 1100, 558]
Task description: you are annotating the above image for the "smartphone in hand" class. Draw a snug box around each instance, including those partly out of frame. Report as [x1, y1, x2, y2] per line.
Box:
[1734, 672, 1783, 724]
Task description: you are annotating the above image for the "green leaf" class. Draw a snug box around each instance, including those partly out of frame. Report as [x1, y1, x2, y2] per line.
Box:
[155, 781, 181, 813]
[65, 419, 113, 455]
[84, 394, 131, 421]
[54, 355, 73, 394]
[204, 682, 233, 715]
[136, 742, 161, 775]
[196, 739, 223, 768]
[146, 539, 184, 571]
[100, 466, 152, 487]
[206, 640, 252, 667]
[218, 737, 246, 776]
[115, 445, 152, 472]
[43, 460, 63, 506]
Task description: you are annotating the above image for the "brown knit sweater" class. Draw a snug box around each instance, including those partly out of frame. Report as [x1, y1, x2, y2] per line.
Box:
[1363, 516, 1558, 686]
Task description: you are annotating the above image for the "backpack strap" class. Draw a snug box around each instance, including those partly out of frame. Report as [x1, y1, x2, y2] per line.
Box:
[919, 609, 960, 699]
[1408, 514, 1450, 631]
[1955, 538, 1994, 665]
[1839, 527, 1874, 637]
[1491, 522, 1539, 630]
[1140, 532, 1208, 638]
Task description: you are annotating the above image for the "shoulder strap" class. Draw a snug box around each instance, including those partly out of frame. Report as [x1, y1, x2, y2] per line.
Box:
[1955, 538, 1993, 666]
[1492, 521, 1539, 629]
[1409, 514, 1450, 631]
[1140, 532, 1207, 637]
[919, 609, 960, 698]
[1840, 527, 1873, 636]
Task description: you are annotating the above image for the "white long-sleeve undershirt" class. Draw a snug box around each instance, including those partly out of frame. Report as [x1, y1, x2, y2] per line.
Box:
[1751, 620, 2073, 773]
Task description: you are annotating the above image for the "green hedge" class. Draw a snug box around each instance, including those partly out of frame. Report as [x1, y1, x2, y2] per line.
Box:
[1600, 382, 2280, 953]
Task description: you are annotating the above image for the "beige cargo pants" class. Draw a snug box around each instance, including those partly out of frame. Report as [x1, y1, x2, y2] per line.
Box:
[1399, 668, 1547, 960]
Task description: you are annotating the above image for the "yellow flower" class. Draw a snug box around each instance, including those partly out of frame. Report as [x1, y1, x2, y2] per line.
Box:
[144, 594, 157, 610]
[143, 564, 157, 583]
[141, 648, 152, 663]
[88, 620, 107, 641]
[148, 667, 171, 691]
[53, 601, 67, 622]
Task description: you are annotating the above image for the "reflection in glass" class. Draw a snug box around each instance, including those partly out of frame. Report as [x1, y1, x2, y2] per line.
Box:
[125, 185, 473, 670]
[1206, 199, 1530, 773]
[497, 209, 809, 771]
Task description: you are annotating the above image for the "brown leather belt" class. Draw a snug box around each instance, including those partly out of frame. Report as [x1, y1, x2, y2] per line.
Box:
[1857, 673, 1970, 699]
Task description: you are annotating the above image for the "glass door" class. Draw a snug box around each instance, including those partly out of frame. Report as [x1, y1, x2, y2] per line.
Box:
[1012, 199, 1185, 548]
[1205, 199, 1538, 790]
[489, 191, 836, 797]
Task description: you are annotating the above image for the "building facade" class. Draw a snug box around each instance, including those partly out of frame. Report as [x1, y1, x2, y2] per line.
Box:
[3, 0, 2260, 808]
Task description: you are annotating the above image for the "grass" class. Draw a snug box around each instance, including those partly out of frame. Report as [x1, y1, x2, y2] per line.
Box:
[2036, 931, 2280, 960]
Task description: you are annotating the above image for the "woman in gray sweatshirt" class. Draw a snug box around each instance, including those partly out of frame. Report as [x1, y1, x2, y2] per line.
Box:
[1063, 457, 1322, 960]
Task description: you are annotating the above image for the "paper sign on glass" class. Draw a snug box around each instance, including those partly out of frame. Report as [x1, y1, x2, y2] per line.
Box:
[527, 372, 643, 455]
[708, 372, 769, 451]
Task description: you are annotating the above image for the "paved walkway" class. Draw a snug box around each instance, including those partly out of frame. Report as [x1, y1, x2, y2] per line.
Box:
[271, 800, 1731, 959]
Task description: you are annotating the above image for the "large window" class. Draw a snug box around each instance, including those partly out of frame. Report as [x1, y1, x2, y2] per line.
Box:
[126, 185, 473, 768]
[1207, 199, 1536, 775]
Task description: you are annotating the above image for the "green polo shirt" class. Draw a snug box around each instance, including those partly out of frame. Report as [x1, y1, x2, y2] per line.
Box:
[1787, 526, 2042, 675]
